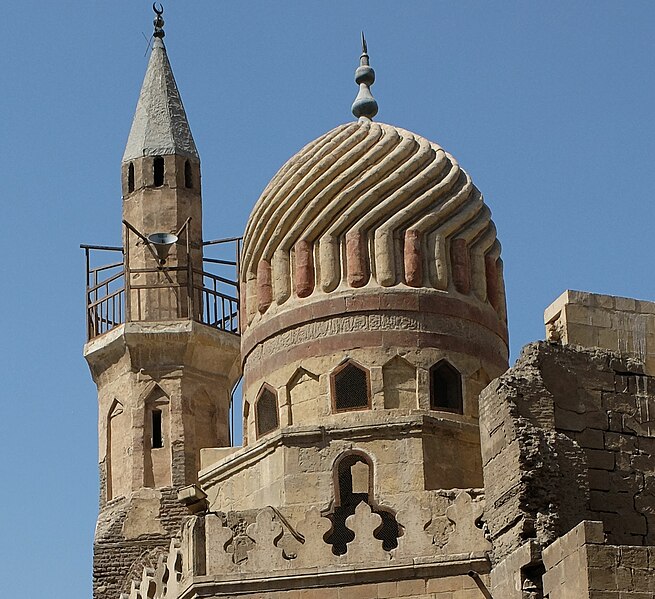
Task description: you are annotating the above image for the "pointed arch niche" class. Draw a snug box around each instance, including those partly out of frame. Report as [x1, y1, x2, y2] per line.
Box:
[255, 384, 279, 439]
[287, 367, 320, 426]
[330, 360, 370, 412]
[143, 385, 172, 489]
[429, 360, 463, 414]
[382, 356, 417, 409]
[107, 399, 129, 501]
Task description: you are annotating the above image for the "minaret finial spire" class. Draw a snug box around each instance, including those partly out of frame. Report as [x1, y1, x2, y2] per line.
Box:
[351, 32, 378, 120]
[153, 3, 165, 39]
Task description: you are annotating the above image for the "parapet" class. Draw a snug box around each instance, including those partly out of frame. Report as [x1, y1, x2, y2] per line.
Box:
[545, 290, 655, 375]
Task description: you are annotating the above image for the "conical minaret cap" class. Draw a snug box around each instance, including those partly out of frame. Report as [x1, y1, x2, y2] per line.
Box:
[122, 10, 198, 163]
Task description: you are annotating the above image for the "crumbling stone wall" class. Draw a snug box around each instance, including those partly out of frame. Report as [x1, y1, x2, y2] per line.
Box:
[93, 487, 187, 599]
[480, 341, 655, 564]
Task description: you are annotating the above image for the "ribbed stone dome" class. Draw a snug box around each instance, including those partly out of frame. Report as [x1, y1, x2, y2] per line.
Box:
[241, 118, 506, 332]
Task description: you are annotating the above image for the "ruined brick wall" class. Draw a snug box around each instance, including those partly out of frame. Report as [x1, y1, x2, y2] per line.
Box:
[93, 487, 188, 599]
[479, 341, 655, 563]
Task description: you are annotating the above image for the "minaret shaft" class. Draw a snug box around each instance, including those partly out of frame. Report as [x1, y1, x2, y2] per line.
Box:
[85, 11, 241, 599]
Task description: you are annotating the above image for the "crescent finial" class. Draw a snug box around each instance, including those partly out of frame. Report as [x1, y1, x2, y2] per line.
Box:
[152, 3, 165, 38]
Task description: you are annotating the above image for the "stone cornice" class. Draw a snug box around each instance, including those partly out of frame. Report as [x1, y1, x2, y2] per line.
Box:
[178, 553, 491, 598]
[198, 414, 480, 488]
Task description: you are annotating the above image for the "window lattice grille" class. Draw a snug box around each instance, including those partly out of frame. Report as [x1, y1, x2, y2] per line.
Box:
[333, 363, 369, 411]
[256, 389, 279, 437]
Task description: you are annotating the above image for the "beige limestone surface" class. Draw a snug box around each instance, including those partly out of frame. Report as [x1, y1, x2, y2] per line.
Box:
[545, 289, 655, 374]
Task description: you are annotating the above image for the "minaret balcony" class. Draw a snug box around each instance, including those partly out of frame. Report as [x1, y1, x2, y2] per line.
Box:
[82, 237, 241, 340]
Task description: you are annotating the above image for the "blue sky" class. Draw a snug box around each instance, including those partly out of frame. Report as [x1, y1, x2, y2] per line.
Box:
[1, 1, 655, 596]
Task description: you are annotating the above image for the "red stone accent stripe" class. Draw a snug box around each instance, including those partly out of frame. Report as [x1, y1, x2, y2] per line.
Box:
[404, 229, 423, 287]
[256, 259, 272, 314]
[294, 240, 314, 298]
[243, 327, 508, 391]
[346, 229, 368, 288]
[241, 291, 509, 361]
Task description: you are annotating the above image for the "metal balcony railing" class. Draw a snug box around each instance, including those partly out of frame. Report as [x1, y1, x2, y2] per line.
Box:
[82, 236, 241, 341]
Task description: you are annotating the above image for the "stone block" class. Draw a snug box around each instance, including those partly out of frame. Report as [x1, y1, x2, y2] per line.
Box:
[588, 567, 617, 591]
[588, 469, 610, 491]
[580, 520, 605, 544]
[337, 583, 378, 599]
[586, 545, 617, 569]
[618, 546, 650, 569]
[586, 449, 615, 471]
[426, 577, 460, 593]
[396, 579, 427, 596]
[577, 428, 606, 449]
[614, 297, 637, 312]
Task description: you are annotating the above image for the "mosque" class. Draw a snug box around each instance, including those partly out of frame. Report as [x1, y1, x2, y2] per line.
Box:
[83, 7, 655, 599]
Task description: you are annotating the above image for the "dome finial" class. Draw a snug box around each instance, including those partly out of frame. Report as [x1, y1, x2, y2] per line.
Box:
[153, 3, 165, 39]
[351, 32, 378, 120]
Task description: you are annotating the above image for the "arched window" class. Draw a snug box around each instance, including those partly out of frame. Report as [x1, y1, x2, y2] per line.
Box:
[331, 360, 370, 412]
[184, 160, 193, 189]
[128, 162, 135, 193]
[255, 386, 279, 438]
[430, 360, 463, 413]
[153, 156, 165, 187]
[325, 452, 400, 555]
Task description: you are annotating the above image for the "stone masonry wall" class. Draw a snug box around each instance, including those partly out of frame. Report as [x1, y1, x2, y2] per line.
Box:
[542, 520, 655, 598]
[479, 341, 655, 565]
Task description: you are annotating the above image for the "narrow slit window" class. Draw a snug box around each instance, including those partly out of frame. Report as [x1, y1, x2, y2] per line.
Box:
[332, 361, 370, 412]
[184, 160, 193, 188]
[430, 361, 463, 413]
[152, 409, 163, 448]
[153, 156, 165, 187]
[128, 162, 135, 192]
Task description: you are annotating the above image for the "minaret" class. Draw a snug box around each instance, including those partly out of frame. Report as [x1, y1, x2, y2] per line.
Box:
[83, 8, 241, 599]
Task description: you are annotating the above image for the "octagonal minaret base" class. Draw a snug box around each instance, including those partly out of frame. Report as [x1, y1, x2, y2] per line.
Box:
[85, 321, 240, 599]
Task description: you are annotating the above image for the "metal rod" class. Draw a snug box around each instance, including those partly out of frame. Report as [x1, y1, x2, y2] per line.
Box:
[468, 571, 493, 599]
[174, 216, 192, 239]
[80, 244, 124, 252]
[125, 228, 132, 321]
[203, 257, 237, 266]
[202, 236, 243, 245]
[88, 261, 124, 273]
[186, 224, 193, 319]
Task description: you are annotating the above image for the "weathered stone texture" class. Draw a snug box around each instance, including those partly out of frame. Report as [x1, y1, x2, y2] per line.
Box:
[545, 289, 655, 375]
[542, 520, 654, 599]
[94, 487, 187, 599]
[480, 341, 655, 565]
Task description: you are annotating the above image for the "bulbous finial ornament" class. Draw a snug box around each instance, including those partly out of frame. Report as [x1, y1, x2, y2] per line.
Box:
[153, 3, 165, 39]
[351, 32, 378, 120]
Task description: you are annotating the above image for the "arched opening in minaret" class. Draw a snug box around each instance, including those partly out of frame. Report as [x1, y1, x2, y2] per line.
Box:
[128, 162, 135, 193]
[325, 451, 401, 555]
[153, 156, 165, 187]
[151, 409, 163, 448]
[331, 360, 370, 412]
[255, 385, 279, 438]
[143, 385, 171, 488]
[429, 360, 463, 413]
[184, 159, 193, 188]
